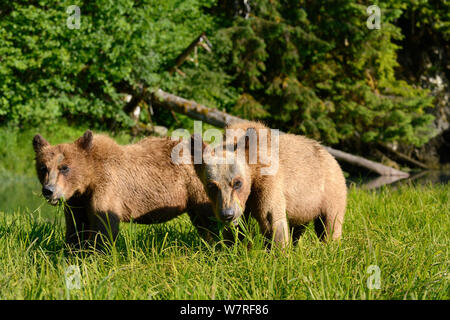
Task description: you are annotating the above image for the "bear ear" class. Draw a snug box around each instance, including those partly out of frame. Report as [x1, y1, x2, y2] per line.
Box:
[32, 134, 49, 153]
[76, 130, 93, 151]
[190, 133, 208, 164]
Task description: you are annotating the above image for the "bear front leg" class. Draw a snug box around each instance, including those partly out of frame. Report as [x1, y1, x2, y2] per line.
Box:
[187, 208, 218, 244]
[315, 212, 344, 241]
[64, 205, 89, 248]
[250, 186, 289, 248]
[253, 208, 289, 248]
[272, 216, 289, 248]
[88, 211, 120, 250]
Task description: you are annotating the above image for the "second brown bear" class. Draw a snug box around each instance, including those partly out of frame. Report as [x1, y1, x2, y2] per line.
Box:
[192, 121, 347, 247]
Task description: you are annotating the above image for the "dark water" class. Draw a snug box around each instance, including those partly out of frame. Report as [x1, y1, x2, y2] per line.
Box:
[1, 170, 448, 219]
[348, 170, 450, 189]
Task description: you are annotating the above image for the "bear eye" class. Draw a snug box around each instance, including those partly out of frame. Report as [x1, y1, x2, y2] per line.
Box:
[59, 165, 70, 175]
[39, 165, 47, 174]
[233, 179, 242, 190]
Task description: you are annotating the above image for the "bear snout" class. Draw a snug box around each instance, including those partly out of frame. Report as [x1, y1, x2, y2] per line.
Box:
[220, 208, 235, 222]
[42, 184, 55, 198]
[42, 184, 63, 205]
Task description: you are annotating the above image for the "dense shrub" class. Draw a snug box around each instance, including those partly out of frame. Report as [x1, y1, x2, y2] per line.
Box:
[0, 0, 220, 129]
[0, 0, 445, 148]
[215, 0, 437, 146]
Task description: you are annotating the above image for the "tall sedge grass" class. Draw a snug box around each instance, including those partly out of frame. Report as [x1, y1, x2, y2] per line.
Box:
[0, 184, 448, 299]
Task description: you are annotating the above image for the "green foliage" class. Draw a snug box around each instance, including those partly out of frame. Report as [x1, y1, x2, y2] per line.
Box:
[389, 0, 449, 84]
[0, 0, 443, 148]
[0, 0, 220, 128]
[218, 0, 436, 146]
[404, 0, 449, 38]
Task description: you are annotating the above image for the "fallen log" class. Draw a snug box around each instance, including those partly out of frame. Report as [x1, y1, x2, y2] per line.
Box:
[151, 88, 410, 177]
[377, 142, 430, 170]
[360, 175, 409, 190]
[151, 88, 242, 127]
[324, 146, 409, 177]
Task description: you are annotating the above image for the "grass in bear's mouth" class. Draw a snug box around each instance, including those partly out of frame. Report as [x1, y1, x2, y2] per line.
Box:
[0, 184, 448, 300]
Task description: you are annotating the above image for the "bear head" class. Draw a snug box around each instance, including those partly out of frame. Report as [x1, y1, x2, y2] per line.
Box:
[32, 130, 94, 205]
[190, 128, 257, 225]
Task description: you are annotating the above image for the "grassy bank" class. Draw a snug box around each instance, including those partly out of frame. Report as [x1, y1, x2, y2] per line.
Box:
[0, 184, 448, 299]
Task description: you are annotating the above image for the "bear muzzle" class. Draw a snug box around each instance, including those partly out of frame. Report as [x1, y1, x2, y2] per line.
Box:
[220, 208, 235, 222]
[42, 184, 63, 205]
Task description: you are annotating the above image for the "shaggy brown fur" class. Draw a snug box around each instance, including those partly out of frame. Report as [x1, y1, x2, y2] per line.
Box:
[192, 121, 347, 247]
[33, 131, 215, 248]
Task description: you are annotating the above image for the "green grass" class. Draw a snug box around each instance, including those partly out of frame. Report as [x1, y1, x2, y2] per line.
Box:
[0, 124, 448, 299]
[0, 184, 448, 300]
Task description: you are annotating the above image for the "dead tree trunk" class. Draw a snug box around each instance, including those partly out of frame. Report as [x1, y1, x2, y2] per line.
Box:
[169, 32, 212, 75]
[151, 88, 242, 127]
[324, 147, 409, 177]
[151, 88, 410, 177]
[377, 142, 430, 170]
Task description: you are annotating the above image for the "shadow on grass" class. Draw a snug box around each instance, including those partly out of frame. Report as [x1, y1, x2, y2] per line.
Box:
[2, 209, 273, 261]
[116, 216, 208, 254]
[0, 211, 213, 259]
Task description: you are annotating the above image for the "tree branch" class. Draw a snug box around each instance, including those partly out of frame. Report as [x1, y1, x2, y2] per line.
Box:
[151, 88, 410, 177]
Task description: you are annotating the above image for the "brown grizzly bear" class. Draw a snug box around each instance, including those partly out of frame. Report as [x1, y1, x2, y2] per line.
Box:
[32, 130, 215, 248]
[191, 121, 347, 247]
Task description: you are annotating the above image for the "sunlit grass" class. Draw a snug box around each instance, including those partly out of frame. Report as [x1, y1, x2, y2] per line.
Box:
[0, 184, 448, 299]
